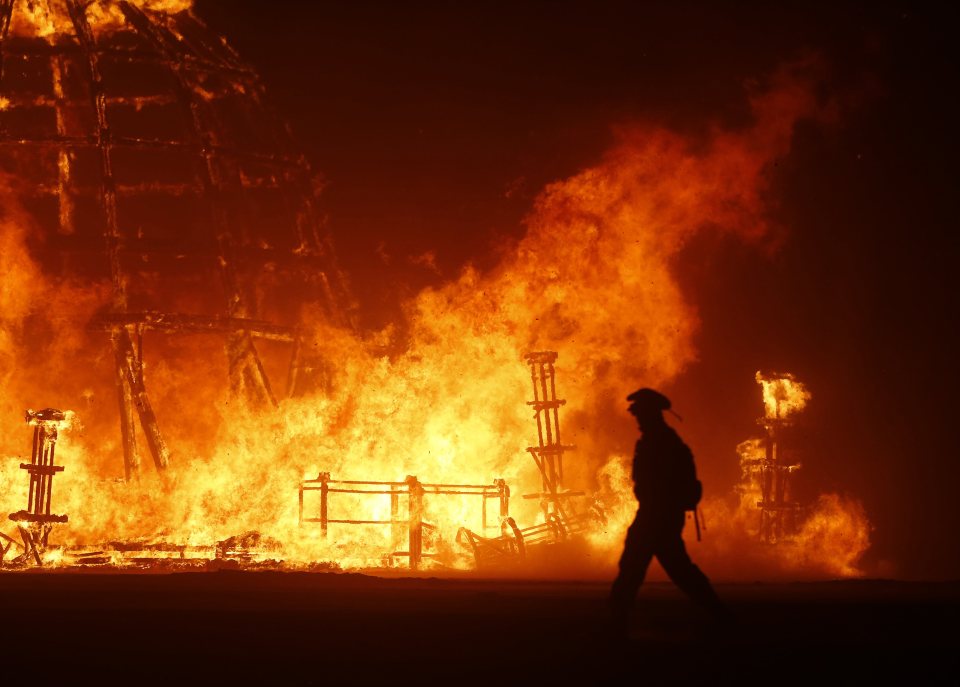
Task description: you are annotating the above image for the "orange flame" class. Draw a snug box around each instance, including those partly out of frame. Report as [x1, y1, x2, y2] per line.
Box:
[756, 371, 811, 419]
[0, 51, 868, 577]
[7, 0, 193, 39]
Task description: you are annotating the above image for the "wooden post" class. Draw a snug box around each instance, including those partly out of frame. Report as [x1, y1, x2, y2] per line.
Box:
[547, 360, 564, 484]
[114, 328, 170, 471]
[286, 334, 303, 399]
[481, 491, 487, 531]
[390, 485, 401, 549]
[113, 327, 140, 480]
[298, 484, 304, 527]
[319, 472, 329, 537]
[406, 476, 423, 570]
[497, 479, 510, 519]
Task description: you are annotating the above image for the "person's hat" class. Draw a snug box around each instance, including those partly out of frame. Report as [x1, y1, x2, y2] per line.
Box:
[626, 388, 672, 413]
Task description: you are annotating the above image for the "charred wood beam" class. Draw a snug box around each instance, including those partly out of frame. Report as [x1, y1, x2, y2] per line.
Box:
[24, 183, 198, 197]
[0, 92, 180, 108]
[117, 356, 140, 480]
[116, 327, 141, 481]
[49, 55, 75, 235]
[0, 0, 12, 136]
[0, 135, 307, 170]
[112, 327, 170, 471]
[1, 37, 259, 81]
[16, 526, 42, 566]
[66, 0, 163, 478]
[91, 312, 295, 342]
[228, 332, 277, 405]
[66, 0, 127, 308]
[285, 335, 304, 398]
[0, 1, 13, 42]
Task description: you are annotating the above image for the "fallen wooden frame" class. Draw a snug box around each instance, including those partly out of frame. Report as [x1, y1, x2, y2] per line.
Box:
[456, 507, 605, 569]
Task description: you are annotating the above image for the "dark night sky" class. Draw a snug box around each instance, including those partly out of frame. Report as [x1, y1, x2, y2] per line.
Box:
[195, 1, 958, 579]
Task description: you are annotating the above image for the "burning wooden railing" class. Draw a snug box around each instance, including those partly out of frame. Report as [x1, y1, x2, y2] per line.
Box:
[299, 473, 510, 569]
[0, 0, 354, 484]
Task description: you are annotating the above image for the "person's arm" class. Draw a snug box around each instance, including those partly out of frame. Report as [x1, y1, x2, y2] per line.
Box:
[632, 440, 651, 502]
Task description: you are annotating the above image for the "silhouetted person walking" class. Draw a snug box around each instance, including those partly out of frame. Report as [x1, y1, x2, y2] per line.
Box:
[609, 388, 727, 634]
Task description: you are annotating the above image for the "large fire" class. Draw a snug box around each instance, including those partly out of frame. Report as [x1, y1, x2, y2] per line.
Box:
[1, 1, 870, 576]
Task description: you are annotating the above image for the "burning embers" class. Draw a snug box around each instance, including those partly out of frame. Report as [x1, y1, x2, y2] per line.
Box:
[0, 0, 352, 483]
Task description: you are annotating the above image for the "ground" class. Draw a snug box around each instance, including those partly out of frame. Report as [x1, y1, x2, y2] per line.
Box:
[1, 571, 957, 684]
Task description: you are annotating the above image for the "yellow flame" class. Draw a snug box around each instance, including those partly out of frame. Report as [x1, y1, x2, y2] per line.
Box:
[8, 0, 63, 38]
[756, 371, 811, 419]
[7, 0, 193, 39]
[0, 58, 868, 578]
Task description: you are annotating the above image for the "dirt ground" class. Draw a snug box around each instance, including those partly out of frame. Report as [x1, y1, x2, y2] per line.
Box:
[1, 571, 957, 685]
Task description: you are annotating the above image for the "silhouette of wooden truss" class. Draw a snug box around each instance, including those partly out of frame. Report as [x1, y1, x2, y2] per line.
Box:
[0, 1, 352, 480]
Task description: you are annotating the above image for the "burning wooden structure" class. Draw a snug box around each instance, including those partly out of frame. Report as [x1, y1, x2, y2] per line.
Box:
[299, 473, 510, 569]
[0, 5, 870, 578]
[0, 1, 351, 480]
[456, 352, 602, 568]
[4, 408, 69, 565]
[296, 352, 602, 570]
[522, 351, 581, 519]
[740, 371, 808, 543]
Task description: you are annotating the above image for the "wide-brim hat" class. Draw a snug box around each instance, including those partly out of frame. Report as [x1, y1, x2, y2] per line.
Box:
[626, 388, 671, 413]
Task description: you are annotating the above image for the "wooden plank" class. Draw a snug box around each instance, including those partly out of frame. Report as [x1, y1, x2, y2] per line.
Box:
[115, 328, 140, 480]
[113, 328, 170, 471]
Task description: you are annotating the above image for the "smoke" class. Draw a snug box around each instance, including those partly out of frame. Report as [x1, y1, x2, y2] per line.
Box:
[400, 56, 835, 471]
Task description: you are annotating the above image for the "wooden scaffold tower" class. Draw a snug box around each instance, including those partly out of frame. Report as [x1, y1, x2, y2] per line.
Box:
[753, 372, 804, 543]
[7, 409, 70, 566]
[522, 351, 580, 521]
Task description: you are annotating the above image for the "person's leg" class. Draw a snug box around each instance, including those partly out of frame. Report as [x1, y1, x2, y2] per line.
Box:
[655, 513, 727, 618]
[609, 511, 655, 633]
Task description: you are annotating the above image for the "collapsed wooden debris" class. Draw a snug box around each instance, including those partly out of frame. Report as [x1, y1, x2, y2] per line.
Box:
[215, 531, 283, 562]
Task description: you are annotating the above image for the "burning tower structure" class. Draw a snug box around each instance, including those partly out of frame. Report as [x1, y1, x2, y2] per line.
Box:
[0, 0, 353, 480]
[739, 371, 809, 543]
[5, 408, 69, 564]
